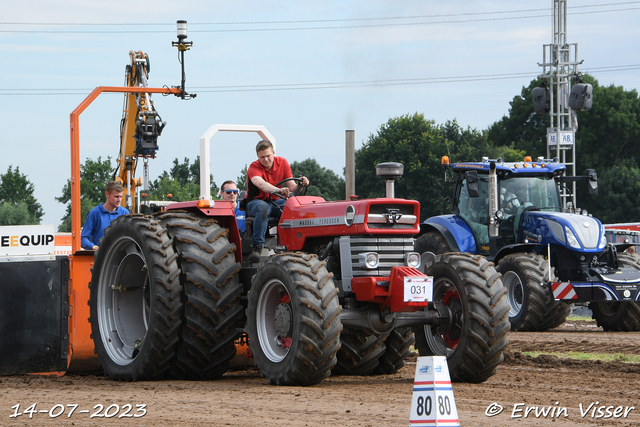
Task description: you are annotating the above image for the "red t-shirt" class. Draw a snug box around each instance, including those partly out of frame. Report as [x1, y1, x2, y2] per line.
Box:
[246, 156, 293, 201]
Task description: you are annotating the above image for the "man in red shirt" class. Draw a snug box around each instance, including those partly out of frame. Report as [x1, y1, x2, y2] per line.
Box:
[244, 139, 309, 262]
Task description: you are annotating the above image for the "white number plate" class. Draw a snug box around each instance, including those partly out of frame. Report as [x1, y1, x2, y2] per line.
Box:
[404, 276, 433, 302]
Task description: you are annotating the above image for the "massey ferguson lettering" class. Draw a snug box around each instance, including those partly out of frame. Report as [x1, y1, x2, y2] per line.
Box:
[298, 217, 342, 226]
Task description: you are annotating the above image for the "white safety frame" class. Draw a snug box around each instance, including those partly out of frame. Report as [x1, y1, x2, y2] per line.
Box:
[199, 124, 276, 202]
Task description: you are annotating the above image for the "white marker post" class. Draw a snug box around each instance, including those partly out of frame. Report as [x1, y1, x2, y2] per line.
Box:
[408, 356, 459, 427]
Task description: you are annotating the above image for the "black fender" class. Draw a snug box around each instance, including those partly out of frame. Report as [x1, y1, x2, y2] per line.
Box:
[418, 222, 462, 252]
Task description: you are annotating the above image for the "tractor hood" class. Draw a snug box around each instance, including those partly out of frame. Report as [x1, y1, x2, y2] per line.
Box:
[278, 196, 420, 251]
[520, 210, 606, 252]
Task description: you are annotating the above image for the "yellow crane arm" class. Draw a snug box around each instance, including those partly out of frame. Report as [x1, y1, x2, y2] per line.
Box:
[115, 50, 166, 212]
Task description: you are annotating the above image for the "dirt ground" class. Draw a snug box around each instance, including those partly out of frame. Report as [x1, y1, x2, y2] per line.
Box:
[2, 318, 640, 427]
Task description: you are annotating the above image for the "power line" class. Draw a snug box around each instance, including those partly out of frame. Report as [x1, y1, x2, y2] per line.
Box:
[2, 2, 639, 26]
[2, 65, 639, 96]
[1, 4, 639, 33]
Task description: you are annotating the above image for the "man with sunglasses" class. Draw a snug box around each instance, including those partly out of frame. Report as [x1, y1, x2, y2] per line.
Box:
[219, 180, 245, 234]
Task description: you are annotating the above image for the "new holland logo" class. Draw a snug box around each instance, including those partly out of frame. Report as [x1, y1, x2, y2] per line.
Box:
[383, 208, 402, 224]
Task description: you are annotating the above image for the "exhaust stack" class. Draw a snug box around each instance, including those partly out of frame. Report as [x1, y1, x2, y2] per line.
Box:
[489, 161, 498, 237]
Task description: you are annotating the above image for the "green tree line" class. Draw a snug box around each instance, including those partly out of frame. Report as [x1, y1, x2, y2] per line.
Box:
[355, 75, 640, 223]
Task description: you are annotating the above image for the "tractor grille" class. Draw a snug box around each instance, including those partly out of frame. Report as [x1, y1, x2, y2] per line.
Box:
[366, 204, 417, 230]
[350, 236, 415, 277]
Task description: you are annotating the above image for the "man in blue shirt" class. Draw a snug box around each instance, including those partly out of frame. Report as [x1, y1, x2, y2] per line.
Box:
[219, 180, 245, 234]
[81, 181, 130, 250]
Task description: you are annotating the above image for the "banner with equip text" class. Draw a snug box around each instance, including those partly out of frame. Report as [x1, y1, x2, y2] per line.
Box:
[0, 225, 55, 258]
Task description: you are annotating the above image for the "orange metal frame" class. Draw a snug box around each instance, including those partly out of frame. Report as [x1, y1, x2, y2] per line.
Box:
[67, 86, 180, 368]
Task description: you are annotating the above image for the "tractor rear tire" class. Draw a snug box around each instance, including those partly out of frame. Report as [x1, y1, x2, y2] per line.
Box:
[589, 254, 640, 331]
[89, 214, 183, 381]
[247, 252, 342, 386]
[156, 211, 244, 380]
[374, 327, 415, 375]
[496, 253, 570, 331]
[412, 253, 509, 383]
[333, 330, 387, 376]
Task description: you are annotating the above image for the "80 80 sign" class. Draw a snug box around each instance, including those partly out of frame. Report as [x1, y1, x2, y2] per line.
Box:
[415, 395, 453, 417]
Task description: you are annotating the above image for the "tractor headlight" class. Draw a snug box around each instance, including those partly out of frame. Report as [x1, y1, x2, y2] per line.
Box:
[359, 252, 379, 269]
[405, 252, 421, 269]
[565, 226, 581, 249]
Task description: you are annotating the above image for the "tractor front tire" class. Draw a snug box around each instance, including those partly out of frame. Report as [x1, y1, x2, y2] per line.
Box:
[496, 253, 570, 331]
[247, 253, 342, 386]
[89, 215, 183, 381]
[589, 254, 640, 331]
[156, 211, 244, 380]
[412, 253, 509, 383]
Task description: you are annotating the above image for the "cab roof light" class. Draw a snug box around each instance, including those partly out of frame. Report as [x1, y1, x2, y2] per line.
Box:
[524, 156, 532, 162]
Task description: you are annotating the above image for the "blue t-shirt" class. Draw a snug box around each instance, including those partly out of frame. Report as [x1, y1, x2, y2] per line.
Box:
[81, 204, 130, 250]
[235, 206, 246, 234]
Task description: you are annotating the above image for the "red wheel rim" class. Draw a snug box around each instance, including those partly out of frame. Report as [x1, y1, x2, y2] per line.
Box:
[442, 290, 460, 348]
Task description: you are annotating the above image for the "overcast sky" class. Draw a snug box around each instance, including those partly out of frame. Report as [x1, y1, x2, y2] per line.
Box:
[2, 1, 639, 227]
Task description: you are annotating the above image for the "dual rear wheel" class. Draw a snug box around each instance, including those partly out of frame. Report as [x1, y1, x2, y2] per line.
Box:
[89, 212, 243, 381]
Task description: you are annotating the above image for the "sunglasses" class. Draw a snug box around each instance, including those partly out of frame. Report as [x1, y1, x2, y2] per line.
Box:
[224, 189, 239, 194]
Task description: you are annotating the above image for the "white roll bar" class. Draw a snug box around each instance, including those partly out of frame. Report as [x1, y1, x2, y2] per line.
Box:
[199, 124, 276, 202]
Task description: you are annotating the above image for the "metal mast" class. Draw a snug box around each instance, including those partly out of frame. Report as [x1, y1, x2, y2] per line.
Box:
[538, 0, 583, 209]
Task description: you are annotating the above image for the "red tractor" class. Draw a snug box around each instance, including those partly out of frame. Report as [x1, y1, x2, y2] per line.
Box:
[88, 126, 510, 386]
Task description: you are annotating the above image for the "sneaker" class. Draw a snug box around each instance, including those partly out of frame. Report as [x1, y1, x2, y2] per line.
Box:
[248, 244, 262, 263]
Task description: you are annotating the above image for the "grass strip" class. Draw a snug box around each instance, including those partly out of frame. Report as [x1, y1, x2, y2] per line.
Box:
[522, 351, 640, 364]
[565, 315, 593, 322]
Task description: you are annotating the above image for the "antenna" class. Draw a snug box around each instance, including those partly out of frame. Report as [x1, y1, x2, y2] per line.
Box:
[172, 20, 197, 100]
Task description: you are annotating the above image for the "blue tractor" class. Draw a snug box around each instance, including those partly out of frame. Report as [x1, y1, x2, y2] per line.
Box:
[418, 156, 640, 332]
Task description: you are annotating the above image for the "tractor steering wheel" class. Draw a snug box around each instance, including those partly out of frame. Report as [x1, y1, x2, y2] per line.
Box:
[503, 196, 522, 215]
[272, 177, 307, 199]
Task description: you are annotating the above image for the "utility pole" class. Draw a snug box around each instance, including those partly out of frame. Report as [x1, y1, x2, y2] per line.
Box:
[537, 0, 583, 209]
